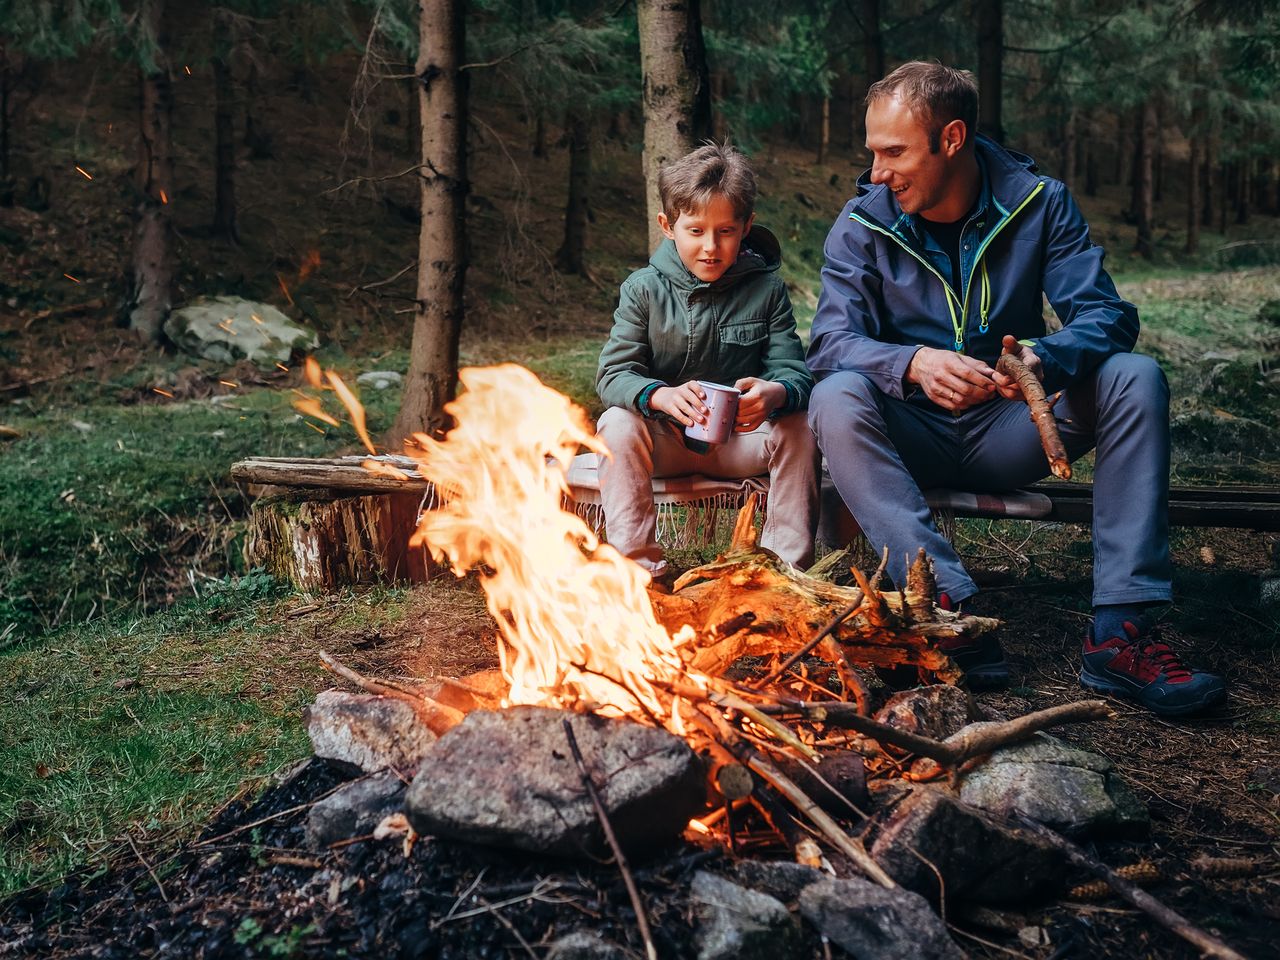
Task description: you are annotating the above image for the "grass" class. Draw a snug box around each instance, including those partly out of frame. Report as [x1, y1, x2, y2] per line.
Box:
[0, 577, 429, 896]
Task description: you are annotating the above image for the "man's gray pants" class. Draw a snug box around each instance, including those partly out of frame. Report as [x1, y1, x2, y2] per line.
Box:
[809, 353, 1172, 607]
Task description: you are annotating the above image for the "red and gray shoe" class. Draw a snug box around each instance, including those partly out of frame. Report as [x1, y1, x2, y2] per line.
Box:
[878, 593, 1010, 690]
[1080, 622, 1227, 717]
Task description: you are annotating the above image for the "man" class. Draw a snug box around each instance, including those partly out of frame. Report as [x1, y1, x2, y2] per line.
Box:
[807, 61, 1226, 716]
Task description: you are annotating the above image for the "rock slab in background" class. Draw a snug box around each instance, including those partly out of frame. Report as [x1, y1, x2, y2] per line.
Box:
[305, 770, 406, 849]
[799, 876, 963, 960]
[405, 706, 704, 856]
[869, 784, 1064, 904]
[956, 727, 1149, 838]
[164, 296, 318, 367]
[306, 690, 438, 774]
[690, 871, 802, 960]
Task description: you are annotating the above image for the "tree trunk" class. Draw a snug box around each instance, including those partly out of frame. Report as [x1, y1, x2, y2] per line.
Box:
[1186, 129, 1201, 255]
[212, 19, 239, 243]
[976, 0, 1003, 143]
[1059, 108, 1076, 190]
[555, 108, 591, 275]
[532, 108, 546, 158]
[1202, 123, 1217, 227]
[852, 0, 883, 158]
[1235, 153, 1250, 225]
[1133, 99, 1155, 258]
[389, 0, 468, 443]
[129, 0, 174, 342]
[1, 42, 10, 185]
[685, 0, 712, 144]
[1219, 160, 1229, 234]
[1264, 160, 1278, 215]
[1153, 102, 1164, 203]
[637, 0, 707, 251]
[1083, 128, 1098, 197]
[817, 95, 830, 164]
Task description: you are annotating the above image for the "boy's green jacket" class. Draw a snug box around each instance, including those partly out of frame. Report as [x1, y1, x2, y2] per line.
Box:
[596, 225, 813, 415]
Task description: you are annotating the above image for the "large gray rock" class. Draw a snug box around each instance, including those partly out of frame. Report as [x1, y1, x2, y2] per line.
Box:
[733, 859, 826, 903]
[869, 784, 1064, 904]
[955, 727, 1149, 838]
[799, 876, 963, 960]
[690, 871, 801, 960]
[305, 770, 405, 850]
[163, 296, 318, 366]
[874, 684, 979, 740]
[404, 707, 704, 856]
[306, 690, 438, 775]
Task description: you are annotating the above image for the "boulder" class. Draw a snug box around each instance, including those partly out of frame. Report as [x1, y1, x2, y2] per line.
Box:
[954, 727, 1148, 838]
[873, 684, 979, 741]
[163, 296, 318, 367]
[544, 931, 627, 960]
[304, 770, 405, 850]
[868, 784, 1064, 904]
[799, 876, 963, 960]
[690, 871, 802, 960]
[306, 690, 438, 775]
[404, 707, 704, 856]
[356, 370, 403, 390]
[732, 859, 826, 903]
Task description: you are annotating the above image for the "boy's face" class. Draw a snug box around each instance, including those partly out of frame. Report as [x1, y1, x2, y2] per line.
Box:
[657, 193, 753, 283]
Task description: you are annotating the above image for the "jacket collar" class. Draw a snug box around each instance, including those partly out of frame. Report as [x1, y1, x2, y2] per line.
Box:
[649, 224, 782, 292]
[851, 135, 1041, 231]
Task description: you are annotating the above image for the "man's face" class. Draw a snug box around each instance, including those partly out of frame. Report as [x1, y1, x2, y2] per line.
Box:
[658, 193, 753, 283]
[865, 94, 960, 220]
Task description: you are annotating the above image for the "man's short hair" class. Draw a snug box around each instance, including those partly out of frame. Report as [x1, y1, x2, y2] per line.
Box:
[658, 143, 757, 224]
[866, 61, 979, 153]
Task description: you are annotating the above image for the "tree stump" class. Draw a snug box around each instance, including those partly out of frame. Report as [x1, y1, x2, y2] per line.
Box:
[245, 486, 436, 591]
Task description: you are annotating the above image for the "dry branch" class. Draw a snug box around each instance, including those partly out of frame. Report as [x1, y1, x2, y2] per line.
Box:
[319, 651, 464, 735]
[996, 352, 1072, 479]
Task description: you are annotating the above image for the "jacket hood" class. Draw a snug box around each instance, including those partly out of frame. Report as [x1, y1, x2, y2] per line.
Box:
[649, 224, 782, 291]
[851, 135, 1041, 226]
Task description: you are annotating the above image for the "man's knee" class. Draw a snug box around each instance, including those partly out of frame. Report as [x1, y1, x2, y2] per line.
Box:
[808, 372, 881, 437]
[1095, 353, 1169, 410]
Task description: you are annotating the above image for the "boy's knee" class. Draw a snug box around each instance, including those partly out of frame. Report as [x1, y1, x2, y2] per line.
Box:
[596, 406, 651, 450]
[808, 372, 880, 434]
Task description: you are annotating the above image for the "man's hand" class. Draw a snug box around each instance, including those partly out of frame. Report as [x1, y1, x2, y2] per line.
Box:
[906, 347, 997, 412]
[733, 377, 786, 431]
[992, 335, 1044, 401]
[649, 381, 708, 427]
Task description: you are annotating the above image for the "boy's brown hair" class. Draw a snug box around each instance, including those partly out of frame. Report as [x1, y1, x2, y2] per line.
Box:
[657, 143, 757, 224]
[866, 61, 979, 153]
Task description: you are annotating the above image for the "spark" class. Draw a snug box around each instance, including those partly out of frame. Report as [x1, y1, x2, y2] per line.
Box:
[219, 380, 238, 388]
[251, 313, 264, 324]
[152, 388, 175, 398]
[75, 165, 93, 180]
[304, 421, 326, 435]
[275, 363, 289, 372]
[64, 273, 81, 283]
[183, 65, 192, 75]
[159, 189, 168, 204]
[277, 273, 294, 306]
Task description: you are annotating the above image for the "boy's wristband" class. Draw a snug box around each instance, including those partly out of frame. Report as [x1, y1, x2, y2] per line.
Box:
[637, 382, 664, 418]
[768, 381, 798, 419]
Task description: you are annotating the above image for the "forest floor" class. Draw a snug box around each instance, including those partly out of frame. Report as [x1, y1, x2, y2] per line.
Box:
[1, 54, 1279, 958]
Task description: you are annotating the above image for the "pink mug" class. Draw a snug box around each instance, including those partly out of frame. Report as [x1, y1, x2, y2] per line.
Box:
[684, 381, 741, 445]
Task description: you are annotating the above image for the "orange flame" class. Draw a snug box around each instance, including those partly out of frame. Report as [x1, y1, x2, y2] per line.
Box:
[292, 396, 339, 427]
[303, 357, 323, 388]
[298, 249, 321, 283]
[362, 459, 411, 480]
[277, 273, 295, 306]
[404, 364, 700, 722]
[325, 371, 375, 455]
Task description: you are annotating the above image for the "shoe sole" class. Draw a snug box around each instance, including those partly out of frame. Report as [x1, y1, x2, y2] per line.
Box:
[1079, 670, 1228, 717]
[964, 661, 1011, 690]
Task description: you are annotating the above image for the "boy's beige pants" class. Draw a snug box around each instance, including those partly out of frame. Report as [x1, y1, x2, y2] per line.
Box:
[595, 407, 820, 573]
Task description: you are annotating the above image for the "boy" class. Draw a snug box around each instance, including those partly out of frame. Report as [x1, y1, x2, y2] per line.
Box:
[595, 143, 820, 577]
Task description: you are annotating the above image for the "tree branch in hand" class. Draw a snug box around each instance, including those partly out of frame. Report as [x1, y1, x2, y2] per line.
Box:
[996, 353, 1071, 479]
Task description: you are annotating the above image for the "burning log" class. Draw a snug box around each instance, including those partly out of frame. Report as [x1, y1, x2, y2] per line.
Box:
[996, 352, 1071, 480]
[648, 499, 998, 688]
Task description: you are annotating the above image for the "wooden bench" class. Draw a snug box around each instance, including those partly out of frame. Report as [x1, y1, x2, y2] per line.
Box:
[230, 455, 1280, 588]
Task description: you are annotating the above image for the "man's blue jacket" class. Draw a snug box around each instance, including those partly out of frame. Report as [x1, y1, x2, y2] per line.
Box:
[806, 135, 1139, 398]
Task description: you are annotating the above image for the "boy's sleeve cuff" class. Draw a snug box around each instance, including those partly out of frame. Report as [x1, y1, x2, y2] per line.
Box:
[637, 382, 664, 418]
[769, 381, 799, 419]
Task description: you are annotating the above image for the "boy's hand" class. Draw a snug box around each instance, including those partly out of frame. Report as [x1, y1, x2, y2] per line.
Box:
[733, 377, 786, 431]
[650, 382, 709, 427]
[992, 335, 1044, 402]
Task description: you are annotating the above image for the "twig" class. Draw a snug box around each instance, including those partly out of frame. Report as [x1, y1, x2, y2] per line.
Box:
[562, 718, 658, 960]
[345, 259, 416, 298]
[1015, 816, 1250, 960]
[126, 832, 170, 903]
[756, 593, 865, 686]
[319, 650, 464, 734]
[324, 164, 425, 195]
[997, 353, 1071, 479]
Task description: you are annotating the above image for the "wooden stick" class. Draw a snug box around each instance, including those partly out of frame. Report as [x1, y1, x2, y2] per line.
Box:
[1016, 817, 1250, 960]
[763, 698, 1113, 771]
[996, 353, 1072, 479]
[756, 592, 865, 686]
[319, 651, 465, 734]
[561, 719, 658, 960]
[690, 704, 896, 888]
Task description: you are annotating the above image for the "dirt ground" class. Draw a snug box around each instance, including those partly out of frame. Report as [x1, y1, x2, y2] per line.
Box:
[2, 522, 1277, 960]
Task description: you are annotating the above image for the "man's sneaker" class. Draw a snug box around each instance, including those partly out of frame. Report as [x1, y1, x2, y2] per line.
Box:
[1080, 621, 1227, 717]
[878, 593, 1010, 690]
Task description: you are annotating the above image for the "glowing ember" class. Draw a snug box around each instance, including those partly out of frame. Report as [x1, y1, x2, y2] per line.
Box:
[403, 365, 702, 723]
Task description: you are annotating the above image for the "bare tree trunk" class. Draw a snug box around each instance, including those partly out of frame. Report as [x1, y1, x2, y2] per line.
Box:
[1059, 108, 1076, 190]
[1202, 121, 1217, 227]
[817, 95, 830, 164]
[1186, 117, 1201, 255]
[976, 0, 1003, 143]
[1219, 159, 1229, 234]
[532, 108, 546, 158]
[212, 16, 239, 244]
[685, 0, 711, 144]
[637, 0, 707, 251]
[1264, 159, 1278, 215]
[1, 42, 10, 185]
[852, 0, 884, 158]
[1083, 126, 1098, 197]
[389, 0, 468, 443]
[1236, 152, 1250, 224]
[555, 108, 591, 275]
[1133, 99, 1155, 258]
[1153, 101, 1164, 203]
[129, 0, 174, 342]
